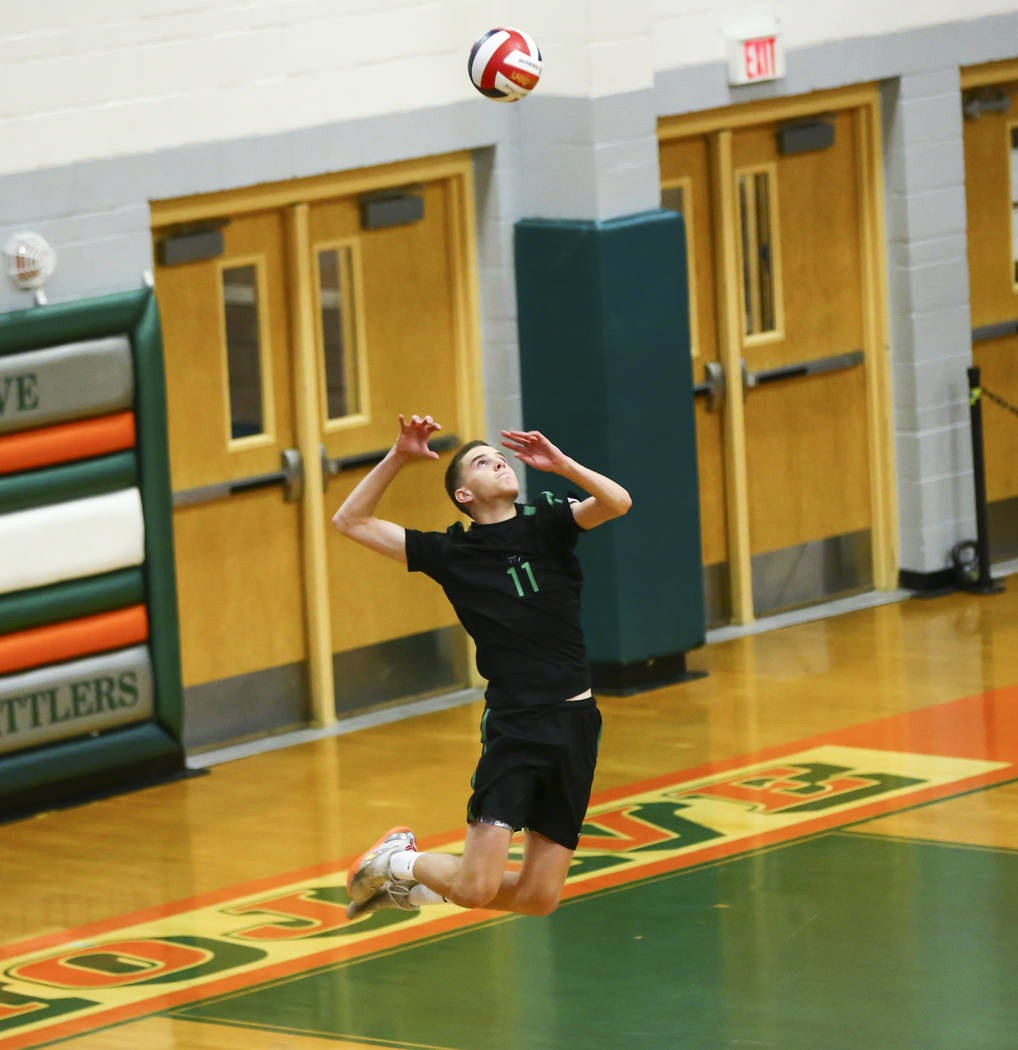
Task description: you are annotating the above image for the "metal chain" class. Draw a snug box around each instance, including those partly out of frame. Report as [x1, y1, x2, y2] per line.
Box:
[981, 386, 1018, 418]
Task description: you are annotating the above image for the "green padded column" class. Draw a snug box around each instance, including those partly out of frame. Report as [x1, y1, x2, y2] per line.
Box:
[514, 209, 705, 693]
[131, 290, 185, 740]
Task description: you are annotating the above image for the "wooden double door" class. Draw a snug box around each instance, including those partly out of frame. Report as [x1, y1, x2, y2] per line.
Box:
[151, 154, 483, 735]
[962, 61, 1018, 562]
[659, 86, 895, 624]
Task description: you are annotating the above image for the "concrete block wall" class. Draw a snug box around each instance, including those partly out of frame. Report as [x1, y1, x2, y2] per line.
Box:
[2, 1, 1018, 584]
[654, 0, 1018, 73]
[882, 69, 976, 575]
[472, 143, 525, 441]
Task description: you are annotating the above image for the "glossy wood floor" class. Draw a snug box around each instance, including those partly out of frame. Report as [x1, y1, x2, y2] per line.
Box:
[4, 576, 1018, 1048]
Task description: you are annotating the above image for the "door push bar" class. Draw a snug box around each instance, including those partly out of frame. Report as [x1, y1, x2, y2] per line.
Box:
[743, 349, 864, 389]
[320, 433, 460, 484]
[173, 448, 304, 507]
[693, 351, 863, 410]
[173, 435, 461, 507]
[972, 318, 1018, 343]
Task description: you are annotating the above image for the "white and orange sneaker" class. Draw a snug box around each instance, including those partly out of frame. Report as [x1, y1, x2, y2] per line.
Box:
[346, 826, 417, 906]
[345, 880, 419, 920]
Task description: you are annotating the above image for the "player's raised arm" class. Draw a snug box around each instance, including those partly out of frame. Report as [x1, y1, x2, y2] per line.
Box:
[500, 429, 632, 530]
[332, 414, 442, 562]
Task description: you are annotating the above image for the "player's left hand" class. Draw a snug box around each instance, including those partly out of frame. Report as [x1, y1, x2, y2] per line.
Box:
[397, 414, 442, 459]
[501, 430, 568, 473]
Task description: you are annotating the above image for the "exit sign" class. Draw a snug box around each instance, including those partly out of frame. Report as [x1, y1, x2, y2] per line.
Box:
[728, 33, 785, 85]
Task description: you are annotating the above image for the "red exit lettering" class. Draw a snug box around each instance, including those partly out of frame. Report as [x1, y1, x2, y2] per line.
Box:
[743, 36, 777, 80]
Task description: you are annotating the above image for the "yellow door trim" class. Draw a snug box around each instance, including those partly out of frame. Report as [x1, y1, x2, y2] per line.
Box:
[661, 177, 701, 361]
[855, 105, 898, 589]
[733, 162, 786, 346]
[150, 153, 478, 227]
[445, 152, 486, 687]
[659, 84, 880, 140]
[287, 203, 336, 727]
[311, 236, 373, 435]
[712, 130, 754, 624]
[216, 253, 279, 453]
[446, 159, 486, 446]
[961, 58, 1018, 89]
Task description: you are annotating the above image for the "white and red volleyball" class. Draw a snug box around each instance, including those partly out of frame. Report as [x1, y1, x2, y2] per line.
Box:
[468, 27, 542, 102]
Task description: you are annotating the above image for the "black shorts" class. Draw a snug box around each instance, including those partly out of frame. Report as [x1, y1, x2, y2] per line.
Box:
[466, 697, 602, 851]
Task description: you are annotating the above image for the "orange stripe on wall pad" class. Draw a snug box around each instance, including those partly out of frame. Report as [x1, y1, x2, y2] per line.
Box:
[0, 605, 149, 676]
[0, 412, 136, 475]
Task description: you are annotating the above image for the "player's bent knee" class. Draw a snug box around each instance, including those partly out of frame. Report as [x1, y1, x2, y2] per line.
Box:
[449, 874, 502, 911]
[517, 888, 561, 917]
[451, 885, 498, 910]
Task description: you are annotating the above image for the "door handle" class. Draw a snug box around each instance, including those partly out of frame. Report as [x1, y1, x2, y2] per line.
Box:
[693, 361, 726, 411]
[280, 447, 303, 503]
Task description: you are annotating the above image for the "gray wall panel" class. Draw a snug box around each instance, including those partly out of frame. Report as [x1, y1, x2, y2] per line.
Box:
[0, 336, 133, 433]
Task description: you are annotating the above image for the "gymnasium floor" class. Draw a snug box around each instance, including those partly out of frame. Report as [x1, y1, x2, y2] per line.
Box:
[3, 574, 1018, 1049]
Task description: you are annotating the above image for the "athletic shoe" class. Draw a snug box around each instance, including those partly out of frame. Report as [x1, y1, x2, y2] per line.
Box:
[346, 826, 417, 904]
[345, 880, 420, 920]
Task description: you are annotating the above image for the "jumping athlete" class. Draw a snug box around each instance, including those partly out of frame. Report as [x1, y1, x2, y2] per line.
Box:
[333, 413, 631, 919]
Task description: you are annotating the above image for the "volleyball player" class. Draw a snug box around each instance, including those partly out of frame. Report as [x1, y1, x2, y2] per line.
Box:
[333, 413, 631, 918]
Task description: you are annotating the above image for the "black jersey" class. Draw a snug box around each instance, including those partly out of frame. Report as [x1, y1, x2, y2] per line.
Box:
[405, 493, 590, 709]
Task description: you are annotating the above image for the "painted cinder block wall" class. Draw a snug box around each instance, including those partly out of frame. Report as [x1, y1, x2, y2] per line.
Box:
[2, 0, 1017, 577]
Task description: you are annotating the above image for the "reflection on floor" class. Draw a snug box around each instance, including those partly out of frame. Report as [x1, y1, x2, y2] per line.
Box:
[3, 578, 1018, 1049]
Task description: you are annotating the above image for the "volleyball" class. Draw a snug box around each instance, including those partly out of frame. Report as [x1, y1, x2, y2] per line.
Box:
[467, 27, 542, 102]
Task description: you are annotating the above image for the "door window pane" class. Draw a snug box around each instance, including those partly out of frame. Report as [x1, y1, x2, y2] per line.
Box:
[318, 246, 362, 420]
[737, 170, 778, 336]
[222, 264, 266, 439]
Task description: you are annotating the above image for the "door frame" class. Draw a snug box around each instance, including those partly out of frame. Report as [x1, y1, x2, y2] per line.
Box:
[151, 152, 485, 724]
[659, 84, 896, 623]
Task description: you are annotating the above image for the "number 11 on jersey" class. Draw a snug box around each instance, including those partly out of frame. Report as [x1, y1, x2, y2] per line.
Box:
[507, 561, 539, 597]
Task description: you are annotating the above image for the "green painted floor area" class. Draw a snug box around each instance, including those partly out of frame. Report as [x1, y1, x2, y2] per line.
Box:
[175, 832, 1018, 1049]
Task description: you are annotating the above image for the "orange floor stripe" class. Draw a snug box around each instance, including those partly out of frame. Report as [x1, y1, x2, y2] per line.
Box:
[2, 684, 1018, 1049]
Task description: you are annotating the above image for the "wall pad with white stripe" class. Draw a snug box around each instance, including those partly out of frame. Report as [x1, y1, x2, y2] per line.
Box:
[0, 488, 145, 596]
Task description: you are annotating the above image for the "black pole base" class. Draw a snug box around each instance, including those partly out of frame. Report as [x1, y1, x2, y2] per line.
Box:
[591, 652, 708, 697]
[968, 579, 1006, 595]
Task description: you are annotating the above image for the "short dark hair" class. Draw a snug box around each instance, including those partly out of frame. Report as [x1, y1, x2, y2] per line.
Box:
[444, 439, 488, 518]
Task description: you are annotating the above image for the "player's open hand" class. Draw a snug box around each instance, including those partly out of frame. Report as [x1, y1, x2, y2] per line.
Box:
[500, 430, 567, 473]
[397, 414, 442, 459]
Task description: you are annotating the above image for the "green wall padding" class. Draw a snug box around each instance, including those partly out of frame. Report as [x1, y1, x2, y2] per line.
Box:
[132, 291, 185, 740]
[0, 451, 136, 514]
[0, 289, 148, 358]
[514, 210, 705, 672]
[0, 288, 185, 814]
[0, 567, 144, 634]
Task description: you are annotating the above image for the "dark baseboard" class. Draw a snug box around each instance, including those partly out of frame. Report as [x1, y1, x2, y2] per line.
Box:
[591, 652, 708, 697]
[899, 568, 957, 597]
[1, 749, 198, 826]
